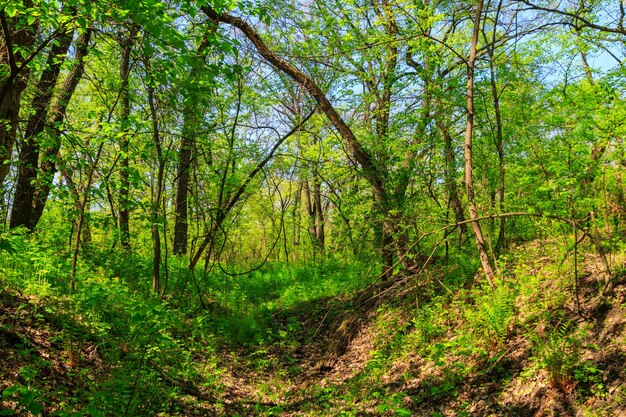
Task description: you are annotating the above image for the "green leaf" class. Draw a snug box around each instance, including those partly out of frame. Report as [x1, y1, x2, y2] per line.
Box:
[28, 401, 43, 416]
[2, 385, 21, 399]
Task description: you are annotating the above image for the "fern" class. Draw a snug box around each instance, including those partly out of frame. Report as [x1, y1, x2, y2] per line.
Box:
[533, 317, 583, 389]
[471, 284, 515, 347]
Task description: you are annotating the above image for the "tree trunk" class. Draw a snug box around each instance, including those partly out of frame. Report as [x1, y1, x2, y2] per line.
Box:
[118, 26, 138, 249]
[145, 55, 164, 294]
[173, 119, 193, 255]
[488, 0, 506, 256]
[189, 109, 315, 270]
[437, 118, 467, 235]
[31, 30, 92, 227]
[0, 7, 39, 187]
[464, 0, 496, 288]
[200, 5, 397, 276]
[304, 172, 325, 256]
[173, 39, 211, 255]
[200, 5, 386, 203]
[10, 30, 73, 229]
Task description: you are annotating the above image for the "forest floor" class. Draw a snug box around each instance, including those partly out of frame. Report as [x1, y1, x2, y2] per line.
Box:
[205, 243, 626, 417]
[1, 240, 626, 416]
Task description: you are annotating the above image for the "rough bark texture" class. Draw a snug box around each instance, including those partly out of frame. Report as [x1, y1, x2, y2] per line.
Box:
[0, 6, 39, 187]
[173, 39, 211, 255]
[10, 30, 73, 229]
[172, 110, 194, 255]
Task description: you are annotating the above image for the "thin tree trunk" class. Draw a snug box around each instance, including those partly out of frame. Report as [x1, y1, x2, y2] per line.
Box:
[292, 178, 302, 255]
[59, 166, 92, 250]
[70, 143, 104, 291]
[303, 178, 316, 250]
[464, 0, 496, 288]
[437, 118, 467, 234]
[375, 0, 399, 278]
[118, 26, 138, 249]
[488, 0, 506, 255]
[304, 171, 325, 256]
[313, 175, 325, 254]
[145, 55, 164, 294]
[189, 109, 316, 270]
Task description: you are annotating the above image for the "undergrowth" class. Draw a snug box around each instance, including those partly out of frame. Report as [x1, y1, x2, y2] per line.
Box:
[1, 232, 624, 416]
[0, 230, 375, 415]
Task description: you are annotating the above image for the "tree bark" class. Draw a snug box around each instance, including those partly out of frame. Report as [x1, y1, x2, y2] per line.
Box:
[200, 5, 401, 279]
[487, 0, 506, 255]
[31, 30, 92, 226]
[173, 39, 211, 255]
[0, 6, 39, 187]
[10, 29, 73, 229]
[437, 118, 467, 234]
[200, 6, 386, 203]
[172, 105, 194, 255]
[304, 172, 325, 255]
[464, 0, 496, 287]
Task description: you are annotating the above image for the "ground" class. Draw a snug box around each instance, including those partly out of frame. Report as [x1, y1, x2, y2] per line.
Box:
[1, 241, 625, 416]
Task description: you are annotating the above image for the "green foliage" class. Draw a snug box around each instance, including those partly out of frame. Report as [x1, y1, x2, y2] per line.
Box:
[468, 284, 515, 347]
[531, 318, 585, 389]
[374, 392, 412, 416]
[410, 303, 446, 347]
[1, 384, 44, 416]
[574, 360, 606, 398]
[199, 260, 373, 345]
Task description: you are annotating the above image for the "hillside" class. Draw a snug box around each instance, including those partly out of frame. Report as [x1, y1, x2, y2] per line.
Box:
[2, 239, 625, 416]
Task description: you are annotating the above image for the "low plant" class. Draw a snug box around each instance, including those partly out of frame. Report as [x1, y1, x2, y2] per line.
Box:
[532, 318, 587, 391]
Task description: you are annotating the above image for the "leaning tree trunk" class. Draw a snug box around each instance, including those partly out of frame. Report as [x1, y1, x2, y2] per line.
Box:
[31, 30, 92, 227]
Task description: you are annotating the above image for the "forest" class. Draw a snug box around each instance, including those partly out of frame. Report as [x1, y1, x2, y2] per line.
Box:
[1, 0, 626, 415]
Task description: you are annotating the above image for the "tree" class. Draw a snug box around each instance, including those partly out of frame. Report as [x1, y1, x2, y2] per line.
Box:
[0, 1, 40, 188]
[10, 27, 74, 229]
[464, 0, 496, 287]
